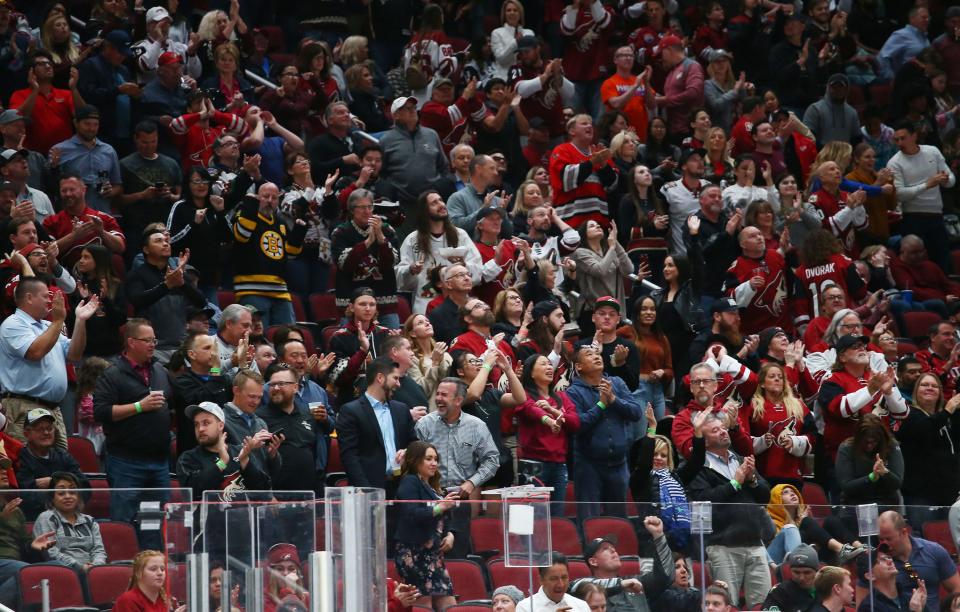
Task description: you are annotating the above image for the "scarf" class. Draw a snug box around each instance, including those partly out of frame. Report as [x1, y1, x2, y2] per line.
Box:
[654, 468, 691, 549]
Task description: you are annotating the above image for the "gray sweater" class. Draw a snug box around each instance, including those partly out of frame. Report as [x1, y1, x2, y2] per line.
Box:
[886, 145, 956, 214]
[379, 124, 448, 202]
[570, 243, 634, 316]
[33, 509, 106, 569]
[802, 91, 861, 146]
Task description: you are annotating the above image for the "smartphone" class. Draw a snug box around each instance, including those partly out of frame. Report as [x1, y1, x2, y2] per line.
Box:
[272, 427, 285, 437]
[445, 486, 462, 496]
[154, 181, 166, 190]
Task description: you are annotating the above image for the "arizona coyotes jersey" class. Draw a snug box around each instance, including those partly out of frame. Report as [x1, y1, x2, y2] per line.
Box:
[724, 250, 794, 335]
[794, 253, 866, 323]
[808, 189, 869, 258]
[508, 63, 566, 137]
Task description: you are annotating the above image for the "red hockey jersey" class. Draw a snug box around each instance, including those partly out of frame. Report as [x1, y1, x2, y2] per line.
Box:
[723, 249, 795, 335]
[548, 142, 619, 229]
[743, 398, 816, 482]
[560, 2, 615, 82]
[794, 253, 866, 323]
[808, 189, 869, 258]
[817, 369, 908, 459]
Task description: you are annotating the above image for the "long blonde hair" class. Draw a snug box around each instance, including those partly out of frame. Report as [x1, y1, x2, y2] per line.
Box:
[41, 15, 79, 65]
[751, 363, 805, 422]
[704, 126, 733, 167]
[340, 35, 369, 67]
[808, 141, 853, 183]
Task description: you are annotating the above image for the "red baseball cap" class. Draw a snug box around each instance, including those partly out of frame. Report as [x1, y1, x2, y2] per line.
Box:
[659, 34, 684, 50]
[158, 51, 182, 67]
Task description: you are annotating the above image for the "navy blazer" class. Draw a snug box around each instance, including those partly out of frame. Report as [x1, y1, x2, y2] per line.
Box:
[394, 474, 451, 546]
[336, 395, 416, 490]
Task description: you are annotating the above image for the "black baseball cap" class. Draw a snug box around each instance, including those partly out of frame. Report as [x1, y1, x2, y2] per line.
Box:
[678, 147, 707, 165]
[583, 535, 618, 560]
[834, 334, 869, 353]
[710, 297, 739, 315]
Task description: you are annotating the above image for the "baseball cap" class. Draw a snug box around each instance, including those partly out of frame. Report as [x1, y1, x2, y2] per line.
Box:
[516, 35, 539, 51]
[75, 105, 101, 121]
[25, 407, 55, 426]
[146, 6, 172, 22]
[19, 244, 43, 258]
[710, 297, 739, 315]
[104, 30, 132, 56]
[267, 543, 301, 565]
[185, 305, 215, 320]
[158, 51, 183, 67]
[583, 535, 618, 560]
[0, 109, 24, 125]
[476, 206, 505, 222]
[0, 148, 28, 166]
[0, 181, 17, 194]
[678, 147, 707, 165]
[827, 73, 849, 87]
[707, 49, 733, 63]
[532, 300, 561, 320]
[834, 334, 869, 353]
[594, 295, 621, 312]
[784, 544, 819, 570]
[390, 96, 417, 115]
[433, 77, 454, 89]
[185, 401, 225, 422]
[947, 6, 960, 19]
[659, 34, 683, 50]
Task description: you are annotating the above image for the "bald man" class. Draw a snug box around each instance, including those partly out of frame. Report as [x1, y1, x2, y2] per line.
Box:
[722, 223, 797, 335]
[232, 181, 307, 325]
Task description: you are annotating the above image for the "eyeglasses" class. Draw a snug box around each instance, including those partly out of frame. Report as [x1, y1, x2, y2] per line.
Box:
[132, 337, 158, 345]
[447, 272, 471, 280]
[281, 71, 300, 77]
[467, 357, 484, 366]
[825, 294, 846, 301]
[690, 378, 717, 387]
[190, 178, 207, 185]
[839, 323, 863, 329]
[218, 141, 239, 148]
[269, 381, 297, 388]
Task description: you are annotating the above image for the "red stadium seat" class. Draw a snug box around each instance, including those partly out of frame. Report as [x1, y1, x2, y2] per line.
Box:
[396, 295, 412, 324]
[563, 482, 577, 518]
[470, 517, 504, 557]
[619, 558, 642, 576]
[18, 563, 92, 610]
[68, 435, 100, 473]
[446, 559, 490, 601]
[567, 560, 591, 580]
[691, 561, 713, 587]
[98, 521, 140, 562]
[309, 293, 339, 324]
[488, 559, 539, 592]
[802, 482, 832, 520]
[292, 293, 307, 322]
[217, 290, 236, 309]
[922, 520, 957, 557]
[550, 517, 582, 557]
[86, 478, 111, 519]
[327, 438, 343, 473]
[87, 564, 133, 608]
[902, 311, 942, 342]
[316, 518, 326, 551]
[583, 516, 639, 556]
[321, 325, 340, 351]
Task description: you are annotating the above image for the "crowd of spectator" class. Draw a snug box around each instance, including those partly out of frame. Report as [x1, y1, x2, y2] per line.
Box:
[0, 0, 959, 609]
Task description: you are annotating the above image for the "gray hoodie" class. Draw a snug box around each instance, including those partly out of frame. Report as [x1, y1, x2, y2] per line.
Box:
[801, 85, 861, 146]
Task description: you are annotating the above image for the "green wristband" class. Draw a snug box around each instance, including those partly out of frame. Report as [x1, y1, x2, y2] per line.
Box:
[597, 401, 606, 410]
[868, 472, 877, 482]
[215, 458, 227, 470]
[541, 415, 550, 425]
[647, 427, 657, 435]
[134, 401, 142, 414]
[482, 363, 493, 372]
[729, 479, 742, 491]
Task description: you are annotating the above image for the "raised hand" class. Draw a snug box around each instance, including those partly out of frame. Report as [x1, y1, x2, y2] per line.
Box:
[74, 295, 100, 321]
[49, 291, 67, 322]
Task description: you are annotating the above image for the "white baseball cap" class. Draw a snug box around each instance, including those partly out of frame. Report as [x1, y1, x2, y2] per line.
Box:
[186, 401, 224, 422]
[390, 96, 417, 115]
[146, 6, 172, 22]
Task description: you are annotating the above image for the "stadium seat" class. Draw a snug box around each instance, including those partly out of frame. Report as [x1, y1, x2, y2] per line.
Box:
[291, 293, 307, 321]
[68, 435, 100, 473]
[487, 559, 539, 591]
[902, 311, 942, 342]
[86, 478, 111, 519]
[801, 482, 832, 520]
[446, 559, 490, 601]
[327, 438, 343, 473]
[619, 558, 642, 576]
[470, 517, 504, 557]
[691, 560, 713, 587]
[583, 516, 639, 556]
[321, 325, 340, 351]
[217, 290, 236, 309]
[396, 294, 412, 324]
[167, 561, 187, 603]
[316, 518, 326, 551]
[87, 564, 133, 608]
[567, 560, 591, 580]
[18, 563, 94, 611]
[563, 482, 577, 518]
[550, 517, 582, 557]
[308, 293, 339, 324]
[922, 520, 957, 557]
[98, 521, 140, 562]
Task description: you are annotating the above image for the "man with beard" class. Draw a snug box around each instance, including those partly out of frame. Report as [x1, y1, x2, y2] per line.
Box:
[379, 97, 448, 205]
[471, 206, 517, 307]
[170, 332, 231, 454]
[3, 243, 75, 312]
[415, 377, 499, 556]
[222, 369, 282, 482]
[50, 105, 124, 214]
[574, 297, 640, 391]
[671, 360, 754, 460]
[687, 412, 771, 609]
[683, 185, 741, 299]
[508, 37, 574, 140]
[896, 357, 924, 404]
[566, 345, 644, 521]
[396, 190, 484, 315]
[450, 297, 517, 388]
[661, 148, 712, 256]
[176, 401, 271, 501]
[43, 174, 125, 269]
[762, 544, 820, 612]
[816, 335, 908, 463]
[336, 357, 417, 494]
[689, 298, 757, 368]
[518, 205, 580, 287]
[256, 364, 320, 493]
[724, 226, 797, 335]
[380, 335, 429, 420]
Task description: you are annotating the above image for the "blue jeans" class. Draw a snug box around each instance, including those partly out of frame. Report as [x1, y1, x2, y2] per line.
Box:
[766, 524, 802, 564]
[105, 454, 170, 550]
[574, 459, 628, 522]
[0, 558, 28, 607]
[287, 256, 330, 303]
[535, 461, 568, 517]
[239, 295, 296, 327]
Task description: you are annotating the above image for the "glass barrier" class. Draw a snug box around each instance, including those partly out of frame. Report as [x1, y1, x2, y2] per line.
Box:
[144, 494, 960, 610]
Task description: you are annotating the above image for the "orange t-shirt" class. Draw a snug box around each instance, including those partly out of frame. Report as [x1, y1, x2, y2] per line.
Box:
[600, 74, 652, 141]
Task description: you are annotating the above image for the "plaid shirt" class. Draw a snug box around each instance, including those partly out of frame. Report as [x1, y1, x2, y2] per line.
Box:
[414, 411, 499, 489]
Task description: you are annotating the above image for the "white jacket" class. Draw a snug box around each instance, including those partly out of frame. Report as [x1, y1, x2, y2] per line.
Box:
[396, 228, 487, 314]
[490, 25, 535, 80]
